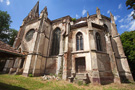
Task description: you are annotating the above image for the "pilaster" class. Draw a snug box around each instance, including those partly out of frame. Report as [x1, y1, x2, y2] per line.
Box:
[89, 30, 101, 84]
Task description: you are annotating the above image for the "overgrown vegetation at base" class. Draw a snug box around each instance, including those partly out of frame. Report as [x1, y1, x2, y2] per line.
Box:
[0, 74, 135, 90]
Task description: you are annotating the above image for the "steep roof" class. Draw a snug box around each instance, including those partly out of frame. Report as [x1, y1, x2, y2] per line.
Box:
[0, 41, 23, 58]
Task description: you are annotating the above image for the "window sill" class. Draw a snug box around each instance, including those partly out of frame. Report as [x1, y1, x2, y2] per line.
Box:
[71, 50, 89, 54]
[91, 49, 108, 55]
[96, 51, 108, 55]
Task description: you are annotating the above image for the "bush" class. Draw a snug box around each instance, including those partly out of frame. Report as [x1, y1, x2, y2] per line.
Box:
[28, 74, 33, 77]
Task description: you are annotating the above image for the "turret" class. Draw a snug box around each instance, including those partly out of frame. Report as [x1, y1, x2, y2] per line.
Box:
[110, 12, 118, 36]
[87, 11, 92, 30]
[87, 11, 90, 18]
[40, 6, 48, 20]
[110, 12, 115, 24]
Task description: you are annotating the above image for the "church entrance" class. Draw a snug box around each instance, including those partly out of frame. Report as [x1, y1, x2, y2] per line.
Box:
[75, 57, 86, 73]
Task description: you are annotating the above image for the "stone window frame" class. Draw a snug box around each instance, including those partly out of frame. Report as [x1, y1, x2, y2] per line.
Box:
[96, 32, 102, 51]
[50, 27, 61, 56]
[25, 28, 35, 42]
[76, 32, 84, 51]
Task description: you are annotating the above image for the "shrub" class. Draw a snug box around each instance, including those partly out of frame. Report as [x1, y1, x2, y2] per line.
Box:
[28, 74, 33, 77]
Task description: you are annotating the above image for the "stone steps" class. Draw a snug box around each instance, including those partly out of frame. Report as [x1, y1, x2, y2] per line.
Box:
[68, 73, 90, 84]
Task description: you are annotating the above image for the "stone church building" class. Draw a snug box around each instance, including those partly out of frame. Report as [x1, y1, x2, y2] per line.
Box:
[3, 1, 133, 84]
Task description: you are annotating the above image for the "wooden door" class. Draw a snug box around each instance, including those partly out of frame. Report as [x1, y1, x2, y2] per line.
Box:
[75, 57, 86, 73]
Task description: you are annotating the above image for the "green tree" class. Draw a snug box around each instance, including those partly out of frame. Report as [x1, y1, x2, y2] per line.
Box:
[126, 0, 135, 19]
[0, 10, 12, 43]
[126, 0, 135, 10]
[0, 10, 18, 46]
[0, 10, 12, 34]
[120, 30, 135, 80]
[8, 29, 18, 46]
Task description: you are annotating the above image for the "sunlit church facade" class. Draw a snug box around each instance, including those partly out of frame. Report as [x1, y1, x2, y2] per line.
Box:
[3, 1, 133, 84]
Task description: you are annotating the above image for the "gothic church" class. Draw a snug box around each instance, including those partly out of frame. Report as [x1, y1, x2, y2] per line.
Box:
[3, 1, 133, 84]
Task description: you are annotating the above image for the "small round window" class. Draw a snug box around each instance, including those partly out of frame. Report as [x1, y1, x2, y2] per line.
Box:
[25, 29, 35, 42]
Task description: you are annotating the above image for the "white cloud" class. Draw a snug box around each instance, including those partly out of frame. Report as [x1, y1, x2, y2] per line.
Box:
[119, 11, 135, 31]
[114, 15, 120, 21]
[129, 21, 135, 31]
[76, 14, 79, 18]
[82, 9, 87, 16]
[118, 4, 122, 9]
[0, 0, 3, 3]
[119, 19, 124, 23]
[120, 25, 129, 28]
[6, 0, 10, 5]
[107, 10, 110, 14]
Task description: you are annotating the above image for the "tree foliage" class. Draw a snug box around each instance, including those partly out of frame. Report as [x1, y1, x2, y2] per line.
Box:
[120, 30, 135, 80]
[126, 0, 135, 10]
[0, 10, 18, 46]
[0, 10, 12, 34]
[126, 0, 135, 19]
[8, 29, 18, 46]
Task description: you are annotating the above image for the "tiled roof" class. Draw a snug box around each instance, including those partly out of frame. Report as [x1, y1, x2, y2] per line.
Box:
[0, 40, 23, 56]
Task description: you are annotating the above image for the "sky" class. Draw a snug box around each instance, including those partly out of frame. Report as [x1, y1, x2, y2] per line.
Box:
[0, 0, 135, 34]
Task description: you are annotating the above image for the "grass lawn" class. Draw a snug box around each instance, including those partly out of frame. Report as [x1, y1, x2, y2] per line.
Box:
[0, 74, 135, 90]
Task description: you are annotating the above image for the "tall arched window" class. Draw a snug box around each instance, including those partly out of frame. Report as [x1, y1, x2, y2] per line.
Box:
[96, 32, 102, 51]
[76, 32, 83, 51]
[51, 28, 61, 55]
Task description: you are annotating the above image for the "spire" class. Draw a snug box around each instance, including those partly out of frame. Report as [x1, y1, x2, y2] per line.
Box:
[23, 1, 39, 23]
[40, 6, 48, 19]
[110, 12, 115, 24]
[87, 11, 90, 18]
[96, 7, 102, 19]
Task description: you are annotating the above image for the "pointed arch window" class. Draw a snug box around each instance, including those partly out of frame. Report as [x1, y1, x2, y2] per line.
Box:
[51, 28, 61, 55]
[96, 32, 102, 51]
[76, 32, 83, 51]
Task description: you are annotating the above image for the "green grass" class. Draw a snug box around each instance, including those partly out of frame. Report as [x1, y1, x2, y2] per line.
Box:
[0, 74, 44, 90]
[0, 74, 135, 90]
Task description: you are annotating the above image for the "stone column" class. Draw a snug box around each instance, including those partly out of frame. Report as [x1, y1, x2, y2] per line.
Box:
[56, 34, 64, 75]
[62, 35, 68, 80]
[22, 55, 32, 76]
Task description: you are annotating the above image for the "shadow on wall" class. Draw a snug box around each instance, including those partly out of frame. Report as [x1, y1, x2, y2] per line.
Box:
[0, 60, 6, 72]
[44, 58, 56, 75]
[111, 38, 132, 83]
[0, 82, 27, 90]
[97, 53, 114, 85]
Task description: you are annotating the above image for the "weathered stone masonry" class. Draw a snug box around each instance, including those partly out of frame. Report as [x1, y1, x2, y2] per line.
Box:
[3, 1, 133, 84]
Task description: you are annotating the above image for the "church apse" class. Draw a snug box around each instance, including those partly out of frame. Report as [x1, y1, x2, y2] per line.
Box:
[3, 1, 134, 85]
